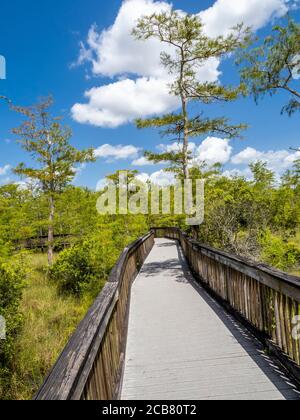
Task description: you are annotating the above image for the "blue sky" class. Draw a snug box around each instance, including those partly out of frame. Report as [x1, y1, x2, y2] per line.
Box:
[0, 0, 299, 189]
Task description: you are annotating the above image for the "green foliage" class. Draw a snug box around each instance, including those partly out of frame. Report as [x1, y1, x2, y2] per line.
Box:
[49, 237, 113, 297]
[239, 17, 300, 116]
[0, 260, 26, 399]
[6, 253, 95, 400]
[50, 243, 97, 296]
[282, 158, 300, 188]
[260, 231, 300, 271]
[196, 160, 300, 263]
[250, 161, 276, 188]
[12, 97, 95, 193]
[50, 216, 148, 297]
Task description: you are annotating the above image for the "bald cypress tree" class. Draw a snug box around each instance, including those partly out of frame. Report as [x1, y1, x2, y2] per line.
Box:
[239, 18, 300, 116]
[12, 97, 95, 265]
[133, 11, 249, 179]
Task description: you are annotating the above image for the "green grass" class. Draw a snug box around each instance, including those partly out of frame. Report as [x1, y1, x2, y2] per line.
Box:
[8, 253, 98, 400]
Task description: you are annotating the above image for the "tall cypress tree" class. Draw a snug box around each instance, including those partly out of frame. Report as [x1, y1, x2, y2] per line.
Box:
[133, 11, 249, 179]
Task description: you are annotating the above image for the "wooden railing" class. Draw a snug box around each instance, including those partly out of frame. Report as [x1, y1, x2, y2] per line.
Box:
[16, 234, 74, 251]
[153, 227, 300, 383]
[35, 232, 154, 400]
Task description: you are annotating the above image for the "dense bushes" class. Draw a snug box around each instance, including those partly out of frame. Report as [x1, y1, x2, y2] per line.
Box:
[260, 231, 300, 271]
[50, 216, 149, 297]
[50, 240, 116, 297]
[50, 230, 122, 296]
[0, 261, 25, 399]
[50, 243, 97, 296]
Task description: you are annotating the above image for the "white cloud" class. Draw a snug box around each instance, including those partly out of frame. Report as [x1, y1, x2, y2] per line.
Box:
[231, 147, 260, 164]
[0, 165, 11, 176]
[147, 169, 176, 186]
[73, 0, 294, 128]
[134, 172, 151, 184]
[94, 144, 141, 160]
[158, 142, 196, 154]
[132, 156, 155, 166]
[194, 137, 232, 165]
[223, 167, 252, 179]
[158, 137, 233, 166]
[199, 0, 290, 37]
[231, 147, 300, 171]
[81, 0, 172, 78]
[72, 77, 179, 128]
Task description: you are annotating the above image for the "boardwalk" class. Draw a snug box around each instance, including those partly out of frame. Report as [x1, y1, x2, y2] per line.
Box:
[121, 239, 300, 401]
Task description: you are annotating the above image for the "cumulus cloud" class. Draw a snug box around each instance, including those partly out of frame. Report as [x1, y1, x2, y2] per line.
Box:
[231, 147, 300, 171]
[132, 156, 155, 166]
[199, 0, 290, 37]
[194, 137, 232, 165]
[158, 142, 196, 154]
[223, 167, 253, 179]
[158, 137, 233, 165]
[94, 144, 141, 160]
[0, 165, 11, 176]
[80, 0, 172, 78]
[149, 169, 176, 186]
[72, 77, 179, 128]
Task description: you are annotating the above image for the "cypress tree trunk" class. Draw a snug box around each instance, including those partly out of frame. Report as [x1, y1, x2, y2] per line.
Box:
[179, 50, 189, 181]
[48, 194, 55, 265]
[182, 94, 190, 180]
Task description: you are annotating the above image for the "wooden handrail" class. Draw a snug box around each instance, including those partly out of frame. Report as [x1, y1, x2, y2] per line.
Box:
[16, 234, 75, 250]
[35, 232, 154, 400]
[152, 227, 300, 384]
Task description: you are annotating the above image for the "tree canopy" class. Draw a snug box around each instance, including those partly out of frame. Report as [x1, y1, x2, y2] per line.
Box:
[239, 18, 300, 116]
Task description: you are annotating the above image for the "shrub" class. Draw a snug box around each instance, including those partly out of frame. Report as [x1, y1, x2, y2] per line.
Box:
[0, 262, 25, 399]
[260, 231, 300, 271]
[50, 243, 95, 296]
[50, 234, 119, 297]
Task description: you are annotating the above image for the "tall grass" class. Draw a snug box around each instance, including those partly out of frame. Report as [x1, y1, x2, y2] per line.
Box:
[8, 253, 100, 400]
